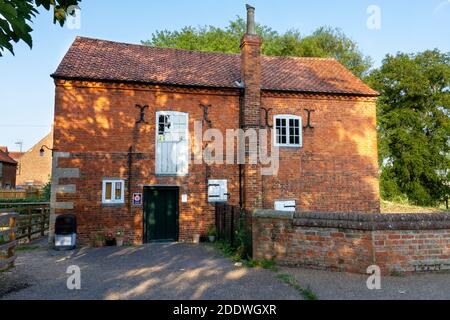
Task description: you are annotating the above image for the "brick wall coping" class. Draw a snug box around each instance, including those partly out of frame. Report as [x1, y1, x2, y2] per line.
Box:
[253, 210, 450, 230]
[252, 210, 294, 219]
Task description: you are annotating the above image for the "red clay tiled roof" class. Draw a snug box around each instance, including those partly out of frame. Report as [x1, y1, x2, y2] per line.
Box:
[52, 37, 378, 96]
[0, 150, 17, 164]
[9, 152, 24, 160]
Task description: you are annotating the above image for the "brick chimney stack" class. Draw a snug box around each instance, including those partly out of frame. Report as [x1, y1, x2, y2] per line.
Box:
[241, 5, 263, 210]
[241, 4, 262, 128]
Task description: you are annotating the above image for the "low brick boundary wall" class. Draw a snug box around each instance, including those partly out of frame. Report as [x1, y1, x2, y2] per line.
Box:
[252, 210, 450, 274]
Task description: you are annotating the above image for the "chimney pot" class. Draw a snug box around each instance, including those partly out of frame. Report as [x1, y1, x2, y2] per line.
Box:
[246, 4, 256, 35]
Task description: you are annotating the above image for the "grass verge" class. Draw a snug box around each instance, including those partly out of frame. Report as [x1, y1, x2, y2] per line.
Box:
[390, 270, 406, 277]
[213, 240, 317, 299]
[381, 200, 449, 214]
[0, 265, 15, 273]
[213, 240, 242, 261]
[277, 273, 318, 300]
[244, 258, 278, 271]
[213, 240, 277, 270]
[15, 245, 41, 253]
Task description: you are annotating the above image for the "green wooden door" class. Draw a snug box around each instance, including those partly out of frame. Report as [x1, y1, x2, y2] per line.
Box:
[144, 187, 179, 242]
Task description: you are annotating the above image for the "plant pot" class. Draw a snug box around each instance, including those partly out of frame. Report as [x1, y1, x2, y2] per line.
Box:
[105, 239, 116, 247]
[94, 240, 104, 248]
[193, 234, 200, 244]
[116, 238, 124, 247]
[208, 236, 216, 242]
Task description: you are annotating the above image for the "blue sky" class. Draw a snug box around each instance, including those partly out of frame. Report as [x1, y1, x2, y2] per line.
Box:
[1, 0, 449, 151]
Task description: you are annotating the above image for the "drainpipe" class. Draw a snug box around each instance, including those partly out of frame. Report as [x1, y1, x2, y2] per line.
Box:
[239, 89, 245, 210]
[128, 145, 133, 210]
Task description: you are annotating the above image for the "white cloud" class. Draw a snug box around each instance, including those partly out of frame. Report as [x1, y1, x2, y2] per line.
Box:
[434, 0, 450, 14]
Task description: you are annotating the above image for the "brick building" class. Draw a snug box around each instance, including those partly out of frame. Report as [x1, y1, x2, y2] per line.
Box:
[15, 132, 53, 188]
[49, 6, 380, 245]
[0, 147, 18, 189]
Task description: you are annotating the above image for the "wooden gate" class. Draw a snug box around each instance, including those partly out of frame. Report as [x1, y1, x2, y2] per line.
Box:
[0, 203, 50, 242]
[215, 204, 252, 256]
[0, 212, 18, 271]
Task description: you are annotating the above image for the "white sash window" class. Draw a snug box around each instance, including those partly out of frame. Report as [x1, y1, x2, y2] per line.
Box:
[274, 115, 302, 147]
[156, 111, 189, 175]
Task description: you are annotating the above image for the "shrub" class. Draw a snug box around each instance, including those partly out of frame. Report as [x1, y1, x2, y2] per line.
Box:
[206, 225, 216, 237]
[42, 181, 51, 201]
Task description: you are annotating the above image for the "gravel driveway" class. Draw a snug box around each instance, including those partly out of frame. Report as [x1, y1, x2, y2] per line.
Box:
[0, 240, 299, 300]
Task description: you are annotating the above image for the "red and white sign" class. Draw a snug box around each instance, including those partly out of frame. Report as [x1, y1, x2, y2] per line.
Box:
[133, 193, 142, 206]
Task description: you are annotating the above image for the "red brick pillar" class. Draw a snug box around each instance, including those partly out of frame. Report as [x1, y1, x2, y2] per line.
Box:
[241, 34, 262, 128]
[240, 11, 263, 210]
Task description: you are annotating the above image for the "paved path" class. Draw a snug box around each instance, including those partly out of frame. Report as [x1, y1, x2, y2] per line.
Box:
[2, 239, 450, 300]
[1, 240, 299, 300]
[280, 267, 450, 300]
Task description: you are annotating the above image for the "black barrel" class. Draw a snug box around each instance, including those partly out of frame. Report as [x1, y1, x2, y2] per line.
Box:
[55, 214, 77, 235]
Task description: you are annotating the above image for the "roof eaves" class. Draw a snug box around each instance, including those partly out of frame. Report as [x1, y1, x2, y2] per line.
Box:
[50, 75, 242, 92]
[0, 155, 17, 165]
[261, 87, 380, 97]
[52, 74, 379, 97]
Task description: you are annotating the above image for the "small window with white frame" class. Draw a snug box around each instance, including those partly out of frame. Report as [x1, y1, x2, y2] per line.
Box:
[274, 115, 302, 147]
[102, 179, 125, 204]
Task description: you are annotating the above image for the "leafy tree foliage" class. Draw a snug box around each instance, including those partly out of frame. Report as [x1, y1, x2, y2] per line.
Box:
[368, 50, 450, 206]
[42, 178, 51, 201]
[142, 17, 372, 78]
[0, 0, 81, 56]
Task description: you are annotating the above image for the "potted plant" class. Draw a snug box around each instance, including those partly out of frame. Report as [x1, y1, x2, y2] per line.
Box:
[94, 233, 104, 248]
[207, 226, 216, 242]
[116, 228, 125, 247]
[104, 231, 116, 247]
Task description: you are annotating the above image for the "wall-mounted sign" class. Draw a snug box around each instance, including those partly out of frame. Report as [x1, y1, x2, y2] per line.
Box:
[208, 180, 228, 203]
[133, 193, 143, 206]
[274, 200, 296, 212]
[181, 194, 188, 203]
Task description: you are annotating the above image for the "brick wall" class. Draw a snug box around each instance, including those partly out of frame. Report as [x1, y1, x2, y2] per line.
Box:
[52, 79, 380, 245]
[16, 132, 53, 187]
[253, 210, 450, 274]
[261, 92, 380, 213]
[373, 230, 450, 272]
[52, 80, 241, 244]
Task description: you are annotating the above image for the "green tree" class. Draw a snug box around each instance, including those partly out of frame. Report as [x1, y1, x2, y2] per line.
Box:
[368, 50, 450, 206]
[42, 178, 51, 201]
[0, 0, 81, 56]
[142, 17, 372, 78]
